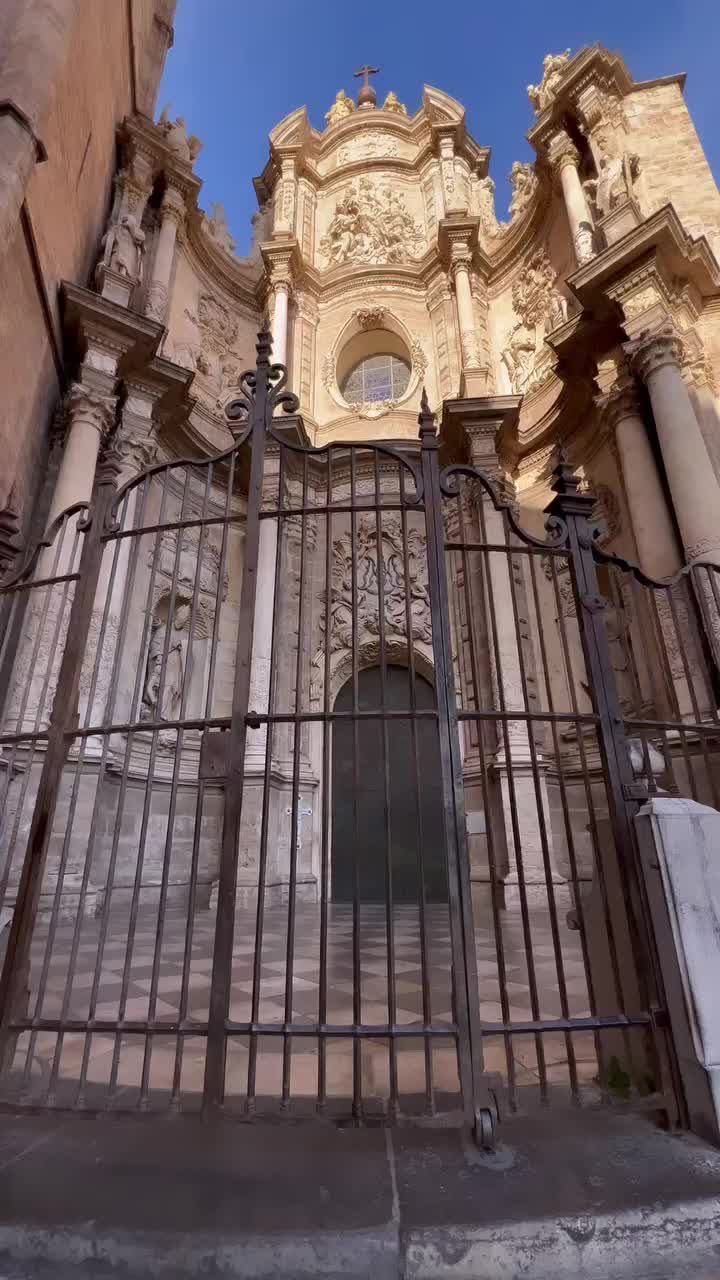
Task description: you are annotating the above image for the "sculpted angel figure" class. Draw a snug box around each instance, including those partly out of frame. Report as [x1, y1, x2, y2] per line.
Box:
[501, 320, 537, 393]
[527, 49, 571, 113]
[325, 90, 355, 127]
[158, 107, 202, 164]
[382, 91, 407, 116]
[508, 162, 537, 219]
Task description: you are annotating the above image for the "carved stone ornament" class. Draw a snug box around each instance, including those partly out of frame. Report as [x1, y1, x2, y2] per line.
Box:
[508, 161, 538, 220]
[475, 176, 503, 240]
[319, 178, 425, 266]
[382, 92, 407, 115]
[203, 202, 236, 256]
[337, 133, 399, 165]
[354, 306, 386, 331]
[321, 517, 432, 653]
[67, 383, 117, 439]
[527, 49, 572, 114]
[325, 90, 355, 127]
[584, 130, 640, 221]
[501, 249, 568, 394]
[157, 106, 202, 164]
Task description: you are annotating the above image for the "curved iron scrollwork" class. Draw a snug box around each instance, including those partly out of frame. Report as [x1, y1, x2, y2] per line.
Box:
[592, 537, 720, 592]
[440, 462, 568, 550]
[0, 501, 90, 591]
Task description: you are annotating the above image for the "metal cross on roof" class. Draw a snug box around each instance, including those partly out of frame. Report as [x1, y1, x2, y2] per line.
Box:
[354, 64, 380, 90]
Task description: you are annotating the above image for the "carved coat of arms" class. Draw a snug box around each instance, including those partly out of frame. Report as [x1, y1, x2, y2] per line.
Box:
[322, 518, 432, 652]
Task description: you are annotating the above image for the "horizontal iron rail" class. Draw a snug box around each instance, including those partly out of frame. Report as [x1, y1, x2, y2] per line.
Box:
[0, 571, 80, 595]
[258, 501, 421, 519]
[444, 541, 569, 557]
[8, 1014, 653, 1037]
[104, 512, 247, 542]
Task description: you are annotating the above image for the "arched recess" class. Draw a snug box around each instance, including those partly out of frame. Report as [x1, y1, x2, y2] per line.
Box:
[330, 663, 448, 904]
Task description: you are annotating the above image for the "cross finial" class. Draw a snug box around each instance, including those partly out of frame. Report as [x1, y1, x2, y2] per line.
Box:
[354, 64, 380, 108]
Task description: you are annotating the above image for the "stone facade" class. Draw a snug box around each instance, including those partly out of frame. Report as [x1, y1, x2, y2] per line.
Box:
[0, 0, 175, 565]
[2, 44, 720, 917]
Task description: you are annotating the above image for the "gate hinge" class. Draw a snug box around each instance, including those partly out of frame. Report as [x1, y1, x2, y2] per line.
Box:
[623, 782, 649, 801]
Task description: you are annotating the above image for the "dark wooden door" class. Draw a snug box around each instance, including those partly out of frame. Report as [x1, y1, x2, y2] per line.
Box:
[331, 665, 448, 903]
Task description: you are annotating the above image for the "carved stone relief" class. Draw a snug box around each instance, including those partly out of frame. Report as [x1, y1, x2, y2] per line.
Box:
[319, 179, 425, 266]
[321, 517, 432, 654]
[500, 249, 568, 394]
[336, 133, 399, 165]
[180, 293, 244, 408]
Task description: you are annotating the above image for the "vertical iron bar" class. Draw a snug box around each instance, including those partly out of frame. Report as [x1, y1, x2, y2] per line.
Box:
[204, 329, 273, 1111]
[418, 401, 489, 1142]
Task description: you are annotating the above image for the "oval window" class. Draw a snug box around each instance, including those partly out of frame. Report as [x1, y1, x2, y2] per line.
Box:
[340, 353, 411, 404]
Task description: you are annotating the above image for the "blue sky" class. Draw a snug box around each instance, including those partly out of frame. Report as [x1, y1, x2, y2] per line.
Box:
[160, 0, 719, 256]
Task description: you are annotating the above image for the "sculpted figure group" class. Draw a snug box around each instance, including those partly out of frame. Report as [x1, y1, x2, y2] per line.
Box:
[320, 179, 424, 266]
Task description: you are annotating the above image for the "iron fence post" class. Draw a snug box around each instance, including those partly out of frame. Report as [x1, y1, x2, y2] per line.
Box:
[544, 452, 680, 1118]
[419, 393, 496, 1148]
[203, 327, 274, 1112]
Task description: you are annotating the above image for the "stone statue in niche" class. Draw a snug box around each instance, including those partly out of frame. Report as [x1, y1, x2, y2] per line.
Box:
[157, 106, 202, 164]
[320, 178, 424, 266]
[97, 213, 146, 285]
[527, 49, 572, 114]
[141, 601, 191, 722]
[584, 131, 641, 220]
[501, 248, 568, 394]
[325, 90, 355, 127]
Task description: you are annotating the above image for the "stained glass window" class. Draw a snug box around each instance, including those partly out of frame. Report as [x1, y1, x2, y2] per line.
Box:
[341, 353, 411, 404]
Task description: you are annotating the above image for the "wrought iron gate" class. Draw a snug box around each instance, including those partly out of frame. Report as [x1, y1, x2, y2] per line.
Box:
[1, 327, 710, 1139]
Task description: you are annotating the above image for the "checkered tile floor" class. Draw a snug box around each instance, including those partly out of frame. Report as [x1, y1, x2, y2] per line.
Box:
[2, 903, 603, 1111]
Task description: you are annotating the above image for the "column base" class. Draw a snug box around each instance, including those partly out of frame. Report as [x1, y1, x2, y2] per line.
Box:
[503, 871, 570, 911]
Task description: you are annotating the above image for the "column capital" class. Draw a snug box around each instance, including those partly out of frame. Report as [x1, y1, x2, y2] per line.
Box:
[546, 130, 581, 176]
[160, 183, 188, 227]
[67, 383, 117, 439]
[625, 326, 684, 383]
[595, 368, 644, 431]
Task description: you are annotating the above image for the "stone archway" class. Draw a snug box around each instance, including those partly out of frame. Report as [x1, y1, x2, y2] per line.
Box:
[331, 664, 448, 904]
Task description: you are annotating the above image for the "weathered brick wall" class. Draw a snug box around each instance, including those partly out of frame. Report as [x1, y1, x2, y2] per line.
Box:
[623, 81, 720, 245]
[0, 0, 175, 548]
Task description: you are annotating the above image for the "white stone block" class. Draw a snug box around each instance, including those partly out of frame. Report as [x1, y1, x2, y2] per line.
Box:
[635, 796, 720, 1143]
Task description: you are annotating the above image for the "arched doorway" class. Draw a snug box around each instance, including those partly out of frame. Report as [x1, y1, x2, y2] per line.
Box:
[331, 665, 448, 903]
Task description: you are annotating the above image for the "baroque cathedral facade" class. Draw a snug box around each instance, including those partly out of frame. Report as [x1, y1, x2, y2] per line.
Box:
[1, 3, 720, 1124]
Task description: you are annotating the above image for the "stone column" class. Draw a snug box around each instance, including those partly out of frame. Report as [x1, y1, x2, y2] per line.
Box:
[246, 449, 281, 768]
[547, 132, 595, 266]
[598, 374, 682, 580]
[144, 184, 186, 324]
[465, 414, 564, 906]
[449, 242, 486, 397]
[271, 281, 290, 367]
[6, 383, 116, 736]
[626, 328, 720, 566]
[45, 384, 116, 531]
